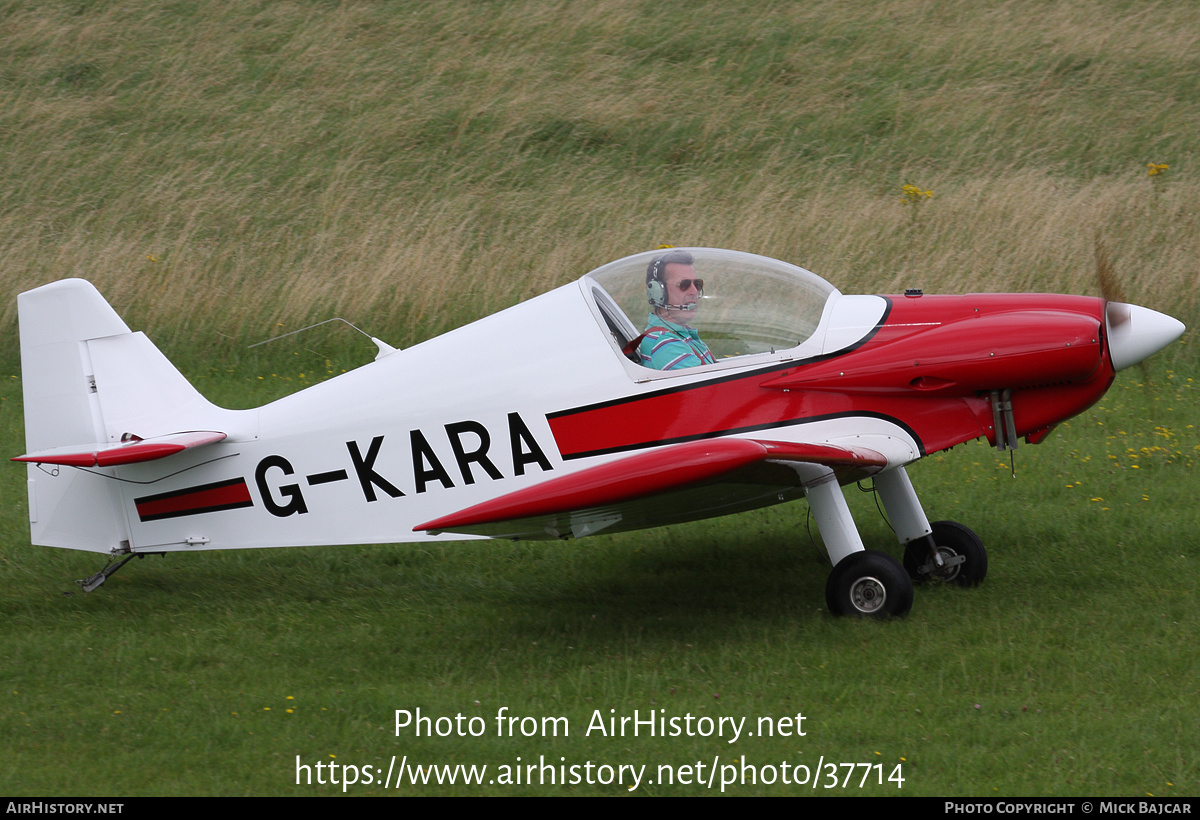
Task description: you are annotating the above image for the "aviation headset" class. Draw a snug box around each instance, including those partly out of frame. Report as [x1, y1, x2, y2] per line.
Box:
[646, 250, 701, 309]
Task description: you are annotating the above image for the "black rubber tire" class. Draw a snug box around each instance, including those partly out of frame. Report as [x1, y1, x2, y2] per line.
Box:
[825, 550, 914, 619]
[903, 520, 987, 587]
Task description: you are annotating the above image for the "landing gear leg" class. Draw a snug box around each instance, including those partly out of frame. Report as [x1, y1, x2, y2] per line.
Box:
[874, 467, 987, 587]
[805, 469, 913, 618]
[803, 469, 866, 567]
[874, 467, 932, 545]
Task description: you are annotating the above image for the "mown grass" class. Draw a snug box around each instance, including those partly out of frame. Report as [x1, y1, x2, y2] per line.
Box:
[1, 0, 1197, 797]
[1, 359, 1197, 796]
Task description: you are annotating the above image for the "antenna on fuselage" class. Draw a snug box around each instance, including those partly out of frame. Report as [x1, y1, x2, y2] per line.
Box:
[249, 318, 399, 360]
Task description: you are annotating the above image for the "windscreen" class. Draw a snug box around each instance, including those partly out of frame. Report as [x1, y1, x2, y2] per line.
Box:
[585, 248, 837, 362]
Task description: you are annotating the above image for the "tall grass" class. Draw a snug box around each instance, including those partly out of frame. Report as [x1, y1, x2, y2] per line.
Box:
[1, 0, 1197, 365]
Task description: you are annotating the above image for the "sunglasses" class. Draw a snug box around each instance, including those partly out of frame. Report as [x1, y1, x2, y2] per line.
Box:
[672, 278, 704, 292]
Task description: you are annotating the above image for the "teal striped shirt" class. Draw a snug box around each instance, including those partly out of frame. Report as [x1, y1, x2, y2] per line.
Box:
[638, 314, 715, 370]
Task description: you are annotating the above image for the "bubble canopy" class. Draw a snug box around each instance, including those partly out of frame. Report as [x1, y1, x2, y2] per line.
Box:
[582, 248, 838, 366]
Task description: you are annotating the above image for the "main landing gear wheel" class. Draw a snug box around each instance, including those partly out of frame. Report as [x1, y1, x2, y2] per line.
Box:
[825, 550, 913, 619]
[903, 520, 988, 587]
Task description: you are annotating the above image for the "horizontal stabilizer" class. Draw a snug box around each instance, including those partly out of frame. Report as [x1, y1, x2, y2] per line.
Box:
[13, 431, 227, 468]
[416, 438, 885, 536]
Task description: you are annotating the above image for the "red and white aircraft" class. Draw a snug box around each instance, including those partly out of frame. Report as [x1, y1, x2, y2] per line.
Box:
[12, 248, 1185, 616]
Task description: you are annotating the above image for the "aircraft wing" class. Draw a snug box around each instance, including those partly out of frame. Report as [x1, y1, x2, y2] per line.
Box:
[415, 438, 888, 540]
[12, 431, 227, 468]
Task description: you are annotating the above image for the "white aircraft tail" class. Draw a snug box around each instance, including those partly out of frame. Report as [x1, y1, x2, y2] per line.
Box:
[17, 279, 238, 553]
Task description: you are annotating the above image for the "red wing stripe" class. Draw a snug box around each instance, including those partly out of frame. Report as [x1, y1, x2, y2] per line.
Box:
[135, 478, 253, 522]
[417, 439, 766, 532]
[415, 438, 886, 533]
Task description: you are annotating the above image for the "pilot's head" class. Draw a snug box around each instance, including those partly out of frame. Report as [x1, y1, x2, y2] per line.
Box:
[647, 250, 703, 324]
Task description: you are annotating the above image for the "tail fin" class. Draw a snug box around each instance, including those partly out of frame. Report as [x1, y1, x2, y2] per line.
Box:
[17, 279, 239, 552]
[19, 279, 130, 456]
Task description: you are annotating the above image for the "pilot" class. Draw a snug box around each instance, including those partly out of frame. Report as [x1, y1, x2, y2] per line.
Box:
[639, 250, 715, 370]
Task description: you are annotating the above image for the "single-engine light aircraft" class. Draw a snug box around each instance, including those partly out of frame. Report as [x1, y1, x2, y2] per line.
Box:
[12, 248, 1185, 617]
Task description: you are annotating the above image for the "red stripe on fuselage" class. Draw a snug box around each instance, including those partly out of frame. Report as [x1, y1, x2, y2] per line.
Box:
[135, 478, 254, 522]
[547, 374, 949, 460]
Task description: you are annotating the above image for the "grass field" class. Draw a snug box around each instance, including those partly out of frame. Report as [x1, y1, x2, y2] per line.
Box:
[1, 0, 1197, 797]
